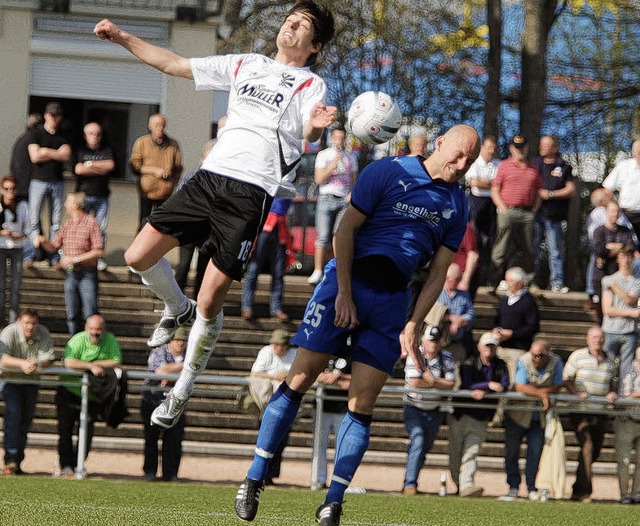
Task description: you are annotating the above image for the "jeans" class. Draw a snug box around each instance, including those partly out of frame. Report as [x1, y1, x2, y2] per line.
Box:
[241, 229, 286, 315]
[64, 268, 99, 335]
[141, 395, 186, 480]
[603, 331, 638, 382]
[315, 194, 348, 248]
[28, 179, 64, 264]
[56, 386, 98, 470]
[402, 404, 443, 488]
[85, 196, 109, 248]
[0, 247, 23, 324]
[504, 414, 545, 491]
[534, 219, 565, 287]
[2, 383, 39, 465]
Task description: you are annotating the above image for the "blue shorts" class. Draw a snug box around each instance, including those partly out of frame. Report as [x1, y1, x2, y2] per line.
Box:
[291, 259, 410, 375]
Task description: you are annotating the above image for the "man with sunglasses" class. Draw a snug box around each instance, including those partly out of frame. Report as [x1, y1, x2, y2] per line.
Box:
[500, 339, 563, 501]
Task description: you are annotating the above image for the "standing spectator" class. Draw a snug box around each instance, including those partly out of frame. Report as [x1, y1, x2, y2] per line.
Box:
[129, 114, 183, 231]
[448, 332, 509, 497]
[0, 175, 30, 324]
[311, 355, 351, 491]
[74, 122, 115, 271]
[601, 244, 640, 379]
[490, 135, 541, 282]
[141, 327, 188, 482]
[407, 133, 427, 157]
[437, 263, 475, 361]
[452, 221, 480, 300]
[500, 340, 563, 501]
[402, 325, 455, 495]
[614, 346, 640, 504]
[56, 315, 122, 477]
[602, 139, 640, 241]
[174, 136, 220, 298]
[533, 135, 575, 293]
[0, 309, 54, 474]
[26, 101, 71, 268]
[10, 113, 43, 203]
[591, 200, 636, 322]
[492, 266, 540, 384]
[563, 326, 618, 502]
[241, 198, 294, 322]
[36, 192, 103, 335]
[308, 127, 358, 286]
[250, 329, 298, 485]
[465, 135, 500, 265]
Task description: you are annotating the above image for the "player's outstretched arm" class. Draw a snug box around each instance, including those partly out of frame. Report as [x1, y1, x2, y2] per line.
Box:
[94, 19, 193, 79]
[400, 246, 456, 372]
[304, 102, 337, 143]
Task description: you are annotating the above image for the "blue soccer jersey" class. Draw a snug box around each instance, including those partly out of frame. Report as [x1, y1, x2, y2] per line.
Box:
[350, 155, 468, 281]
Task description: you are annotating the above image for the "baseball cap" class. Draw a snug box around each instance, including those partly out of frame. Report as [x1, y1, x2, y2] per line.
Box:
[510, 134, 527, 149]
[479, 332, 499, 347]
[423, 325, 441, 341]
[173, 327, 189, 341]
[269, 329, 290, 345]
[44, 102, 63, 116]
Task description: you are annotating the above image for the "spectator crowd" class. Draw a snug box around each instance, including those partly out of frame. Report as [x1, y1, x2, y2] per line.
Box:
[2, 103, 640, 506]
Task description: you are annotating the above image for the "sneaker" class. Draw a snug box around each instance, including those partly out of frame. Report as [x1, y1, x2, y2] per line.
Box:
[529, 490, 540, 501]
[147, 299, 196, 347]
[539, 489, 549, 502]
[151, 389, 188, 429]
[620, 495, 633, 505]
[3, 462, 18, 475]
[498, 488, 518, 501]
[316, 502, 342, 526]
[310, 483, 328, 491]
[402, 486, 418, 495]
[460, 485, 484, 497]
[97, 259, 108, 271]
[235, 478, 264, 522]
[307, 269, 323, 286]
[632, 494, 640, 504]
[61, 466, 74, 478]
[551, 284, 570, 293]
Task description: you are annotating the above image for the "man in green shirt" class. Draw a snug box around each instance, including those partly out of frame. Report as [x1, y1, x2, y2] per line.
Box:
[55, 314, 121, 477]
[0, 308, 54, 474]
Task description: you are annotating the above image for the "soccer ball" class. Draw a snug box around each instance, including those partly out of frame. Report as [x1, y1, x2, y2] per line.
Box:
[347, 91, 402, 145]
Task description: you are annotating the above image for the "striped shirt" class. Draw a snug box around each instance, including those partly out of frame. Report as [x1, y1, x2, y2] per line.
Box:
[563, 347, 615, 396]
[404, 349, 456, 410]
[492, 158, 541, 208]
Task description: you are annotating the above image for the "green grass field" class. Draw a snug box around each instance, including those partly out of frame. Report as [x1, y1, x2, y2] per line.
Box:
[0, 476, 636, 526]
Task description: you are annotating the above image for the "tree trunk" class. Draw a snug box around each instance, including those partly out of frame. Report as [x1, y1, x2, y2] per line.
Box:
[483, 0, 502, 139]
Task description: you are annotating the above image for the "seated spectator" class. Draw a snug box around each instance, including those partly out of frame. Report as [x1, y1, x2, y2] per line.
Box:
[0, 175, 30, 325]
[601, 244, 640, 378]
[56, 315, 122, 478]
[448, 332, 509, 497]
[563, 326, 618, 502]
[614, 346, 640, 504]
[311, 355, 351, 491]
[437, 263, 475, 361]
[500, 340, 563, 501]
[492, 266, 540, 385]
[591, 200, 636, 322]
[0, 309, 54, 474]
[141, 327, 188, 482]
[241, 197, 294, 322]
[402, 325, 455, 495]
[250, 329, 297, 485]
[36, 192, 103, 335]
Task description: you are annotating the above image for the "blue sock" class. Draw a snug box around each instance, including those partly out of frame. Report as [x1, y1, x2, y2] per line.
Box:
[247, 382, 302, 482]
[325, 411, 371, 504]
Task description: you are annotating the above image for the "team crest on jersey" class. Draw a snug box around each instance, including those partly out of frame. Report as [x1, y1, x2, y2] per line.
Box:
[280, 73, 296, 88]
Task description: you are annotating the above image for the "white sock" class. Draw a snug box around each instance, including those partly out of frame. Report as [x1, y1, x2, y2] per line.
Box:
[173, 309, 224, 398]
[132, 257, 188, 316]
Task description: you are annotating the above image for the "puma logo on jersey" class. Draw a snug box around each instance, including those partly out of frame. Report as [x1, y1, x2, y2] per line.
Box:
[304, 328, 314, 339]
[280, 73, 295, 88]
[398, 180, 411, 192]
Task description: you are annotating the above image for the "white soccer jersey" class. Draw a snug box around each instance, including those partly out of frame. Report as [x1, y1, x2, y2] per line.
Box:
[191, 53, 327, 197]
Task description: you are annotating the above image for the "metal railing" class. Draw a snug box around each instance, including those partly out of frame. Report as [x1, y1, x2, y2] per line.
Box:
[2, 366, 640, 481]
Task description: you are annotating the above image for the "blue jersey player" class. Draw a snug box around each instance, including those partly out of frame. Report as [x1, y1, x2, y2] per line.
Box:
[235, 125, 480, 526]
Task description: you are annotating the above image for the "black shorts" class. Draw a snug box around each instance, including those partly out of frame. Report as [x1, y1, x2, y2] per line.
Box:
[148, 170, 272, 281]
